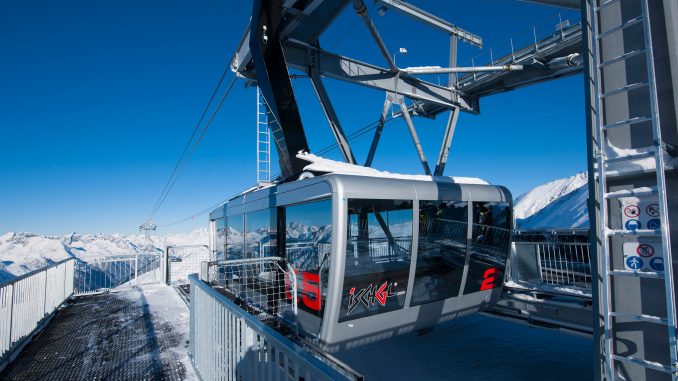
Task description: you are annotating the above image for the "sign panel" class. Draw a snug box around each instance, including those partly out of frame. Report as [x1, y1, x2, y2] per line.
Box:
[620, 197, 661, 231]
[622, 240, 663, 272]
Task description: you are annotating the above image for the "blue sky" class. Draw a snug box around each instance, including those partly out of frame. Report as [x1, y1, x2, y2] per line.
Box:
[0, 1, 585, 235]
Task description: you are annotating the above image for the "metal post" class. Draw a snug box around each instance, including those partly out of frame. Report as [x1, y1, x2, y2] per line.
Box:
[200, 262, 209, 283]
[364, 96, 393, 167]
[8, 284, 14, 345]
[309, 71, 357, 164]
[433, 107, 460, 176]
[398, 98, 432, 175]
[352, 0, 398, 71]
[533, 26, 538, 52]
[43, 269, 48, 317]
[448, 35, 458, 87]
[510, 38, 515, 61]
[134, 253, 139, 286]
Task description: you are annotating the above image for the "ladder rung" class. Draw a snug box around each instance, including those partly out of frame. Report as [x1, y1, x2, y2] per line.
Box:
[597, 16, 644, 40]
[606, 228, 661, 237]
[605, 150, 654, 164]
[604, 186, 657, 199]
[610, 354, 674, 374]
[595, 0, 620, 11]
[609, 270, 664, 279]
[600, 49, 646, 68]
[608, 311, 668, 324]
[603, 116, 652, 130]
[601, 82, 648, 98]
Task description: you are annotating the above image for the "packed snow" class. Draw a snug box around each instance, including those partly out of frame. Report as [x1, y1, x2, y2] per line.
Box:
[297, 152, 490, 184]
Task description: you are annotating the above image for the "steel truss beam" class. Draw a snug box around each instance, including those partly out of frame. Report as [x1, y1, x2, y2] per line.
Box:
[282, 39, 478, 113]
[309, 70, 357, 164]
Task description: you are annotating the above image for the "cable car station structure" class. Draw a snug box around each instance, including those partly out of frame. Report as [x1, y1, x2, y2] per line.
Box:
[220, 0, 678, 380]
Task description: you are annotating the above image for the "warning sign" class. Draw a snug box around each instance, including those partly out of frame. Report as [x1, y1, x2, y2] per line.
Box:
[620, 198, 661, 232]
[623, 241, 663, 272]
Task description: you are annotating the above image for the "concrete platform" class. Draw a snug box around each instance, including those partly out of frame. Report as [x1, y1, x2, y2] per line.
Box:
[1, 285, 196, 381]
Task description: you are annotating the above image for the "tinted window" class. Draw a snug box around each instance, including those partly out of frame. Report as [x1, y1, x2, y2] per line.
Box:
[284, 199, 332, 318]
[463, 202, 511, 295]
[226, 214, 244, 259]
[245, 209, 276, 259]
[215, 218, 226, 261]
[412, 201, 468, 305]
[339, 199, 412, 322]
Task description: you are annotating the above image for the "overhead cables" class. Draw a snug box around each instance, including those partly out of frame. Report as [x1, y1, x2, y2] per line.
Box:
[147, 67, 237, 222]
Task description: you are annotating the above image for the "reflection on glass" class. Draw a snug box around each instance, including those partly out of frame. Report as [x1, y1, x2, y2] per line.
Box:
[412, 201, 468, 305]
[463, 202, 511, 295]
[215, 218, 226, 261]
[226, 214, 244, 259]
[284, 199, 332, 318]
[245, 209, 276, 259]
[340, 199, 413, 322]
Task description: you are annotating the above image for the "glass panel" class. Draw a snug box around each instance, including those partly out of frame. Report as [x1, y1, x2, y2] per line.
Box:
[284, 199, 332, 318]
[226, 214, 244, 259]
[463, 202, 511, 295]
[215, 218, 226, 261]
[412, 201, 468, 305]
[245, 209, 276, 259]
[339, 199, 413, 322]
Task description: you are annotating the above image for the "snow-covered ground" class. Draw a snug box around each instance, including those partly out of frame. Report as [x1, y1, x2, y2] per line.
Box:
[124, 283, 198, 381]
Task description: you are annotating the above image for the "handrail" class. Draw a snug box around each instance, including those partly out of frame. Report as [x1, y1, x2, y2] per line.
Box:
[0, 258, 73, 289]
[189, 274, 363, 381]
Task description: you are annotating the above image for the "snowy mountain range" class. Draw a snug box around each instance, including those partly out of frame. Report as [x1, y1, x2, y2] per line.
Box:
[0, 172, 590, 282]
[513, 172, 589, 230]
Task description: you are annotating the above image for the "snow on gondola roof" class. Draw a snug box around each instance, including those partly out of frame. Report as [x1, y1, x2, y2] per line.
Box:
[297, 152, 490, 185]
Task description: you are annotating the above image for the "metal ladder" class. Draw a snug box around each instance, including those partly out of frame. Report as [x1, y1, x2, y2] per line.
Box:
[256, 86, 272, 185]
[590, 0, 677, 378]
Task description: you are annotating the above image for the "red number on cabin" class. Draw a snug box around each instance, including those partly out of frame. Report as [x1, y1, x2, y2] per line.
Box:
[480, 267, 498, 291]
[285, 270, 322, 311]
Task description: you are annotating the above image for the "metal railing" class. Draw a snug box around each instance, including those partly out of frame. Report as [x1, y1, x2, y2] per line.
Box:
[201, 257, 298, 329]
[0, 258, 75, 371]
[73, 253, 162, 295]
[509, 241, 592, 294]
[346, 236, 412, 264]
[165, 245, 210, 285]
[189, 274, 363, 381]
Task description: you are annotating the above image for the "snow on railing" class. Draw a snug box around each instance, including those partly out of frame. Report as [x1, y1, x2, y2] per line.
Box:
[189, 273, 363, 381]
[0, 258, 75, 372]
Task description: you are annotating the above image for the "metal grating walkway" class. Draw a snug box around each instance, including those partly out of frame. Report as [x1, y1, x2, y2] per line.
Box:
[1, 290, 189, 381]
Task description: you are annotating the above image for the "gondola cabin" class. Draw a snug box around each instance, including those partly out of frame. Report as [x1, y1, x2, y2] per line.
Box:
[208, 173, 512, 351]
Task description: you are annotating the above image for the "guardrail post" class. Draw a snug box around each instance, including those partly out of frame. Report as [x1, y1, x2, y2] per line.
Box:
[43, 269, 48, 317]
[8, 284, 15, 345]
[134, 253, 139, 286]
[200, 262, 209, 283]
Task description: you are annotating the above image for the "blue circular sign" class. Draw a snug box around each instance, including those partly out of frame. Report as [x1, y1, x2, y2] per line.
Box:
[650, 257, 664, 272]
[626, 256, 644, 270]
[625, 219, 641, 231]
[647, 219, 661, 230]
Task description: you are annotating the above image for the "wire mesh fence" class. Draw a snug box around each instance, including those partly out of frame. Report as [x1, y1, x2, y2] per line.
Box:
[166, 245, 210, 285]
[204, 257, 297, 330]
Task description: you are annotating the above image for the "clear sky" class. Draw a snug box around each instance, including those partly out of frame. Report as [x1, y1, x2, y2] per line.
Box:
[0, 0, 586, 235]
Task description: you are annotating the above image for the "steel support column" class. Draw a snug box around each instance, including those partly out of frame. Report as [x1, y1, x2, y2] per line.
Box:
[309, 71, 357, 164]
[398, 98, 432, 175]
[364, 95, 393, 167]
[433, 107, 460, 176]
